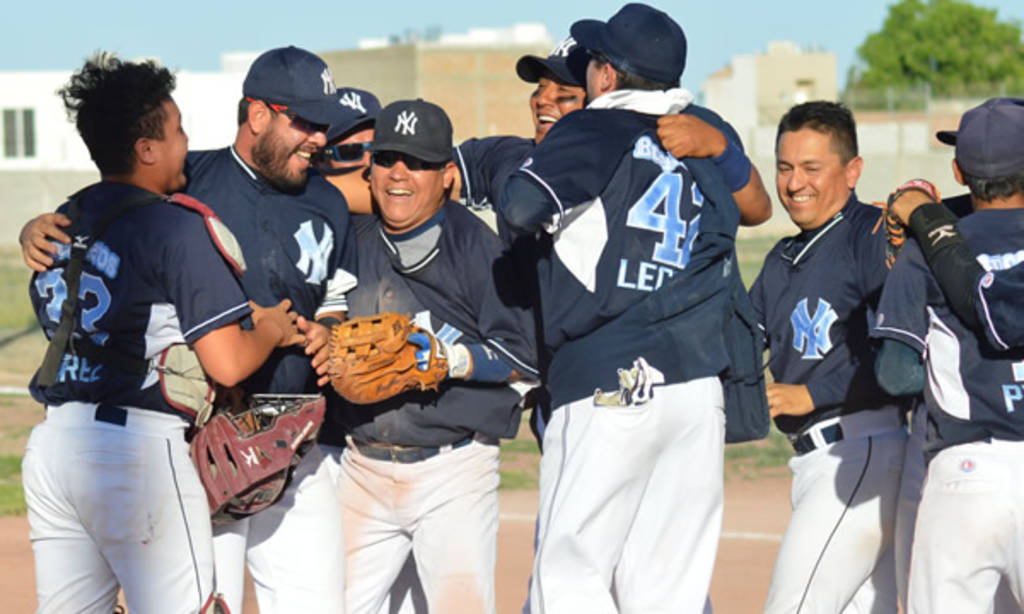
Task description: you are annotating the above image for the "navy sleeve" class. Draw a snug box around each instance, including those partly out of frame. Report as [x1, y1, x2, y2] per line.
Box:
[455, 137, 533, 210]
[500, 111, 625, 233]
[162, 211, 251, 344]
[854, 209, 890, 299]
[873, 240, 933, 355]
[875, 338, 926, 396]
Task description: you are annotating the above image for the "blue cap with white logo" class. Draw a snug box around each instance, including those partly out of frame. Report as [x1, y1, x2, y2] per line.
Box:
[243, 46, 339, 127]
[571, 3, 686, 85]
[516, 36, 589, 87]
[326, 88, 381, 142]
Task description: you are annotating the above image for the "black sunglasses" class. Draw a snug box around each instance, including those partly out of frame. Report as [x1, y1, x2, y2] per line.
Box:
[371, 150, 447, 171]
[323, 142, 371, 162]
[247, 98, 329, 134]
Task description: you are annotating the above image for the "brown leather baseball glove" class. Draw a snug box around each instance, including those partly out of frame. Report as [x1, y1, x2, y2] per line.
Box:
[881, 178, 941, 269]
[326, 312, 449, 404]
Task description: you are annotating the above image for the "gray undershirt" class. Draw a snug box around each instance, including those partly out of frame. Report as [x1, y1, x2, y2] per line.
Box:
[392, 224, 442, 268]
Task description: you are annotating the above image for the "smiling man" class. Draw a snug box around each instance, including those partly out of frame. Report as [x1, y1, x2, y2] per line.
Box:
[749, 101, 909, 613]
[315, 99, 538, 614]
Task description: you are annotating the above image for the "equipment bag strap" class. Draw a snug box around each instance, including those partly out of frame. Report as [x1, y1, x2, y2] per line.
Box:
[37, 186, 165, 386]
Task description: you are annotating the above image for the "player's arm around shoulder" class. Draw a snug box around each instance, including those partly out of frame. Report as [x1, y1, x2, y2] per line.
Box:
[193, 300, 302, 386]
[657, 106, 772, 226]
[499, 111, 616, 233]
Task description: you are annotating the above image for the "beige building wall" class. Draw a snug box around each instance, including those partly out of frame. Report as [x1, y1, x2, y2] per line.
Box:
[755, 41, 837, 126]
[321, 43, 549, 143]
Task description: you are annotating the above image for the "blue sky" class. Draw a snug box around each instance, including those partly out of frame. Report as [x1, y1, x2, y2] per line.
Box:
[4, 0, 1022, 91]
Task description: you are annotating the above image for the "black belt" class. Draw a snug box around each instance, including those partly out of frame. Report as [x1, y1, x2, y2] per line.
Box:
[790, 423, 844, 455]
[351, 436, 474, 463]
[95, 404, 128, 426]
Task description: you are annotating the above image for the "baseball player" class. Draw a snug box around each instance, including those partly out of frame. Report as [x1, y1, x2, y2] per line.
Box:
[21, 53, 301, 614]
[310, 98, 538, 614]
[19, 46, 358, 614]
[499, 5, 767, 611]
[749, 101, 909, 613]
[872, 97, 1024, 612]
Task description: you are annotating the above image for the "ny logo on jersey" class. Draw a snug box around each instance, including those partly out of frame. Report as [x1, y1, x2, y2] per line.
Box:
[320, 68, 337, 95]
[790, 297, 838, 360]
[339, 91, 366, 114]
[395, 110, 418, 136]
[293, 221, 334, 285]
[550, 36, 577, 57]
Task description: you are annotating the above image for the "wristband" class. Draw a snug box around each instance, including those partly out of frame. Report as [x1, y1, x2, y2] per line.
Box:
[316, 316, 342, 329]
[711, 140, 752, 192]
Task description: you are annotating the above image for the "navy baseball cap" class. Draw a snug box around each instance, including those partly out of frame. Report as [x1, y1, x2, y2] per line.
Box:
[370, 99, 453, 163]
[937, 98, 1024, 179]
[516, 36, 588, 87]
[243, 46, 338, 127]
[325, 88, 381, 142]
[571, 3, 686, 85]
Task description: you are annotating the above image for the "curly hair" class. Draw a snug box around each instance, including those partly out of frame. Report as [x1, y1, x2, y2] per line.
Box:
[59, 52, 176, 175]
[776, 101, 859, 164]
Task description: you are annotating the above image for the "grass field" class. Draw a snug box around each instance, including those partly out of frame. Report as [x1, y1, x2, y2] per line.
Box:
[0, 233, 789, 517]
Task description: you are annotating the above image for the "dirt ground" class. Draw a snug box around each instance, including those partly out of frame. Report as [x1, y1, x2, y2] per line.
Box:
[0, 474, 790, 613]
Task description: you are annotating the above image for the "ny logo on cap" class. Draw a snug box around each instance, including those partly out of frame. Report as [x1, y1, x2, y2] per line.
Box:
[320, 68, 337, 96]
[550, 36, 577, 58]
[339, 92, 366, 114]
[395, 110, 418, 136]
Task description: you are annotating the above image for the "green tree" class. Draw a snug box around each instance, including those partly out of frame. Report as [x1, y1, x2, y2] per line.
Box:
[853, 0, 1024, 95]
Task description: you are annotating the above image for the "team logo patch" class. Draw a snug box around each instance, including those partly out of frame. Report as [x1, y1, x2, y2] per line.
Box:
[959, 458, 975, 473]
[395, 110, 418, 136]
[790, 297, 838, 360]
[293, 221, 334, 285]
[981, 271, 995, 288]
[339, 91, 366, 114]
[320, 68, 337, 95]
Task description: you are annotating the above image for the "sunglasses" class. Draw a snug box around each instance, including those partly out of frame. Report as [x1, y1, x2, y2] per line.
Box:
[323, 142, 371, 162]
[371, 150, 447, 171]
[245, 97, 329, 134]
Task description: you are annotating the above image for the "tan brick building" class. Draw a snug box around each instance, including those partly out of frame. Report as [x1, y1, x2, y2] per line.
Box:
[320, 27, 551, 143]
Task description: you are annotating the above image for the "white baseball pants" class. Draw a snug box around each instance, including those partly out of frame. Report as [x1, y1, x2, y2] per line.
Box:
[212, 443, 346, 613]
[340, 438, 500, 614]
[23, 402, 215, 614]
[908, 439, 1024, 613]
[530, 375, 725, 614]
[764, 412, 906, 614]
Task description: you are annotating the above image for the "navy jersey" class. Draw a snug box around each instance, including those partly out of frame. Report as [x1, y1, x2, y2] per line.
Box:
[874, 208, 1024, 451]
[186, 147, 357, 394]
[28, 182, 250, 418]
[501, 105, 744, 407]
[329, 203, 538, 447]
[750, 196, 906, 435]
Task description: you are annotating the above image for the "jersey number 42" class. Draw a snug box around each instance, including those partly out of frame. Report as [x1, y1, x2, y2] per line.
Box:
[625, 172, 703, 269]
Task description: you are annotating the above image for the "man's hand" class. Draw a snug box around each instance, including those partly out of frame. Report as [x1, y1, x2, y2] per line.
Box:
[20, 213, 71, 272]
[300, 317, 333, 387]
[249, 299, 302, 348]
[889, 188, 937, 225]
[656, 114, 727, 159]
[766, 382, 815, 419]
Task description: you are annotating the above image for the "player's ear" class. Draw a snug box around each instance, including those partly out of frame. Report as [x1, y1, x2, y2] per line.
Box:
[844, 155, 864, 189]
[952, 159, 966, 186]
[441, 161, 457, 191]
[134, 136, 157, 167]
[247, 100, 273, 135]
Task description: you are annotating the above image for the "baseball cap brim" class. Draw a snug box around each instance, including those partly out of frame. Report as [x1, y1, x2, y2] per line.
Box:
[516, 55, 580, 86]
[280, 98, 338, 129]
[936, 130, 957, 145]
[368, 141, 452, 164]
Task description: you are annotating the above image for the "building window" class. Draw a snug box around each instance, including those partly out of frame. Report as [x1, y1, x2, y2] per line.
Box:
[3, 108, 36, 158]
